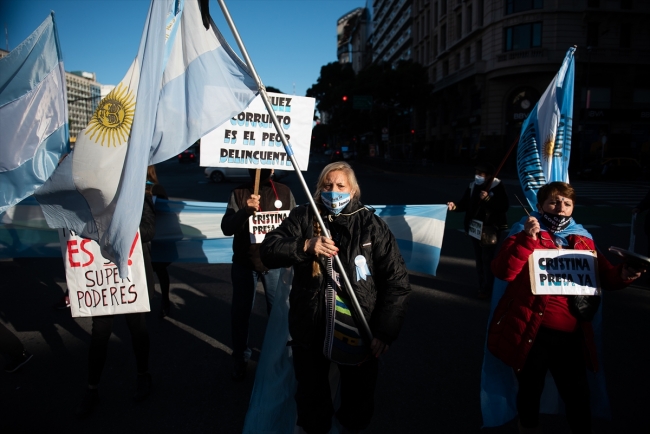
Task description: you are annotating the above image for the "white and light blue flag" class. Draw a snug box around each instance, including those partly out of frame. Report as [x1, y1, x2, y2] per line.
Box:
[0, 13, 68, 214]
[517, 47, 576, 209]
[35, 0, 258, 276]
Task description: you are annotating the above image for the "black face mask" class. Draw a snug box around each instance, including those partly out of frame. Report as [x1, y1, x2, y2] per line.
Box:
[540, 212, 572, 233]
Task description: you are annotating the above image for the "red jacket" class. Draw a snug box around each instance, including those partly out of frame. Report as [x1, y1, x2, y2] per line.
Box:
[487, 230, 631, 372]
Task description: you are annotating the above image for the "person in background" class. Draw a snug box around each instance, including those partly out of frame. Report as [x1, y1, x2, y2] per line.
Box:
[221, 168, 295, 381]
[75, 193, 156, 418]
[447, 162, 509, 299]
[0, 322, 32, 373]
[146, 165, 172, 318]
[488, 182, 643, 434]
[260, 162, 411, 433]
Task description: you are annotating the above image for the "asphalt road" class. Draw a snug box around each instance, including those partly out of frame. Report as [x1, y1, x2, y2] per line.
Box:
[1, 156, 648, 433]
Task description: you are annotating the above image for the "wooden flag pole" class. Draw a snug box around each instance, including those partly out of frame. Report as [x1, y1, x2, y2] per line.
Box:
[253, 168, 260, 196]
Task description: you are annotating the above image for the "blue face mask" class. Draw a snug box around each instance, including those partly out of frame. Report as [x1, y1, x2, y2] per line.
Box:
[320, 191, 351, 215]
[474, 175, 485, 185]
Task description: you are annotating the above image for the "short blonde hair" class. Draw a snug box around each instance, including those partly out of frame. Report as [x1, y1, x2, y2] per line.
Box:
[313, 162, 361, 202]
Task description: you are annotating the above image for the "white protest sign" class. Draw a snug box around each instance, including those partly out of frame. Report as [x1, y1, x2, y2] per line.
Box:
[528, 249, 601, 295]
[468, 219, 483, 240]
[59, 229, 150, 317]
[200, 92, 314, 170]
[249, 210, 290, 244]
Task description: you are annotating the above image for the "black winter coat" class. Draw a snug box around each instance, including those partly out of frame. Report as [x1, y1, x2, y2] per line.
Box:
[260, 200, 411, 348]
[453, 178, 509, 233]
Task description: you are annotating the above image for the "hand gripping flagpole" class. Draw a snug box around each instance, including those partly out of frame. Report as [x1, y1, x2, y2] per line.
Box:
[215, 0, 374, 345]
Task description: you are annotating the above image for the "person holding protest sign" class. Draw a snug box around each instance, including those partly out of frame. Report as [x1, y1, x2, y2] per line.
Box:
[487, 182, 644, 434]
[447, 162, 509, 299]
[260, 162, 411, 434]
[76, 193, 156, 418]
[221, 168, 295, 381]
[146, 165, 172, 318]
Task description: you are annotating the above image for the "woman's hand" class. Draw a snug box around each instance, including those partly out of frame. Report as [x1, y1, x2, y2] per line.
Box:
[447, 202, 456, 211]
[370, 338, 389, 358]
[523, 216, 540, 240]
[304, 236, 339, 257]
[621, 264, 644, 281]
[479, 191, 488, 200]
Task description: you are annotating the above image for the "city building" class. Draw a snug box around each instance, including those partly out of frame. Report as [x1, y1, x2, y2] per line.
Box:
[410, 0, 650, 166]
[0, 48, 9, 59]
[372, 0, 413, 67]
[66, 71, 102, 144]
[337, 7, 373, 73]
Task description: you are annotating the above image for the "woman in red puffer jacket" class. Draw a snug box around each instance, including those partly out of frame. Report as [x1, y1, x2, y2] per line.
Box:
[487, 182, 644, 434]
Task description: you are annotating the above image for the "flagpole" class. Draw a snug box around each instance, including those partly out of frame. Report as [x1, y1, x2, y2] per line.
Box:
[214, 0, 374, 344]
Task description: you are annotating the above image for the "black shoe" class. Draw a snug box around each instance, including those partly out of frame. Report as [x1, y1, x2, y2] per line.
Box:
[76, 388, 99, 419]
[159, 307, 170, 318]
[133, 373, 152, 402]
[4, 351, 33, 373]
[54, 295, 70, 310]
[231, 360, 247, 382]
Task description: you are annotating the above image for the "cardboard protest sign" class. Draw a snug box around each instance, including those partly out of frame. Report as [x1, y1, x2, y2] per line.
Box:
[200, 93, 314, 170]
[528, 249, 601, 295]
[249, 210, 290, 244]
[468, 219, 483, 240]
[59, 229, 150, 317]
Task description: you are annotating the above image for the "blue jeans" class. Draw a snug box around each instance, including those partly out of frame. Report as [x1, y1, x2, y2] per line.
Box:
[230, 262, 282, 362]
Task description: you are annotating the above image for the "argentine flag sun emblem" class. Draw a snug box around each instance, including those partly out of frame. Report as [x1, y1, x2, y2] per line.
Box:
[86, 83, 136, 147]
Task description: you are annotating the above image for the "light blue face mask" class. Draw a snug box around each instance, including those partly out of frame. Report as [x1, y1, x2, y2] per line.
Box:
[320, 191, 351, 215]
[474, 175, 485, 185]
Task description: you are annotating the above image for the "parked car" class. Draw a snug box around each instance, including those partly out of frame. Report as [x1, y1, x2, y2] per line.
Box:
[178, 149, 196, 163]
[204, 167, 250, 183]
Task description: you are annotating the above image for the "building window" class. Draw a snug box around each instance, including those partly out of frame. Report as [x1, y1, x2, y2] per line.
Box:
[476, 39, 483, 60]
[620, 0, 633, 9]
[434, 1, 439, 23]
[441, 0, 447, 16]
[464, 47, 471, 65]
[506, 0, 543, 15]
[587, 22, 600, 47]
[443, 60, 449, 77]
[456, 13, 462, 39]
[431, 67, 437, 82]
[433, 35, 439, 56]
[587, 0, 600, 7]
[455, 53, 461, 71]
[478, 0, 484, 26]
[582, 87, 611, 109]
[504, 22, 542, 51]
[467, 5, 473, 33]
[441, 24, 447, 50]
[620, 24, 632, 48]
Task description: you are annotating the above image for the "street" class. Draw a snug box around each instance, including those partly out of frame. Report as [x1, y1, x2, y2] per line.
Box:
[1, 156, 649, 433]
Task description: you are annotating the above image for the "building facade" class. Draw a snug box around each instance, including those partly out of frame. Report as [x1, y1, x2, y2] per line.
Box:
[66, 71, 102, 144]
[373, 0, 414, 67]
[411, 0, 650, 166]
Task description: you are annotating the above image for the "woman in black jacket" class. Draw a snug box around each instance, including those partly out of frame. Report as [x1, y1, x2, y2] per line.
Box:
[260, 162, 411, 434]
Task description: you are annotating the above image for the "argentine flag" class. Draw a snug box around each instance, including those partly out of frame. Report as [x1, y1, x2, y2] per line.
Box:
[517, 47, 576, 209]
[0, 13, 68, 214]
[35, 0, 258, 276]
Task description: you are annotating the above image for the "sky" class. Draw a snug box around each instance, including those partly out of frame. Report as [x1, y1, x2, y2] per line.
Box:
[1, 0, 367, 96]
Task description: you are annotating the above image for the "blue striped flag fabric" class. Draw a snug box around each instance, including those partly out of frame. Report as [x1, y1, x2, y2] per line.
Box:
[517, 47, 576, 209]
[0, 13, 68, 214]
[35, 0, 258, 277]
[1, 199, 447, 278]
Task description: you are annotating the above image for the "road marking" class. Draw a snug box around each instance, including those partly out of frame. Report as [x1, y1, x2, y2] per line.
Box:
[164, 316, 233, 355]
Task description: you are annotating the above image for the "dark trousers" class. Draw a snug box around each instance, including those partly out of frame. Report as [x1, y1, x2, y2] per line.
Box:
[0, 322, 24, 361]
[153, 262, 171, 309]
[292, 345, 378, 434]
[470, 229, 508, 296]
[88, 313, 149, 385]
[230, 262, 281, 362]
[516, 327, 591, 434]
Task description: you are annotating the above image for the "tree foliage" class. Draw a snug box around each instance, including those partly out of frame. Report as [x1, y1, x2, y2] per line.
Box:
[307, 60, 432, 143]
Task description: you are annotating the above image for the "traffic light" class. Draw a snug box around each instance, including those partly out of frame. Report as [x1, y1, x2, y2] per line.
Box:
[411, 129, 415, 134]
[342, 95, 348, 102]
